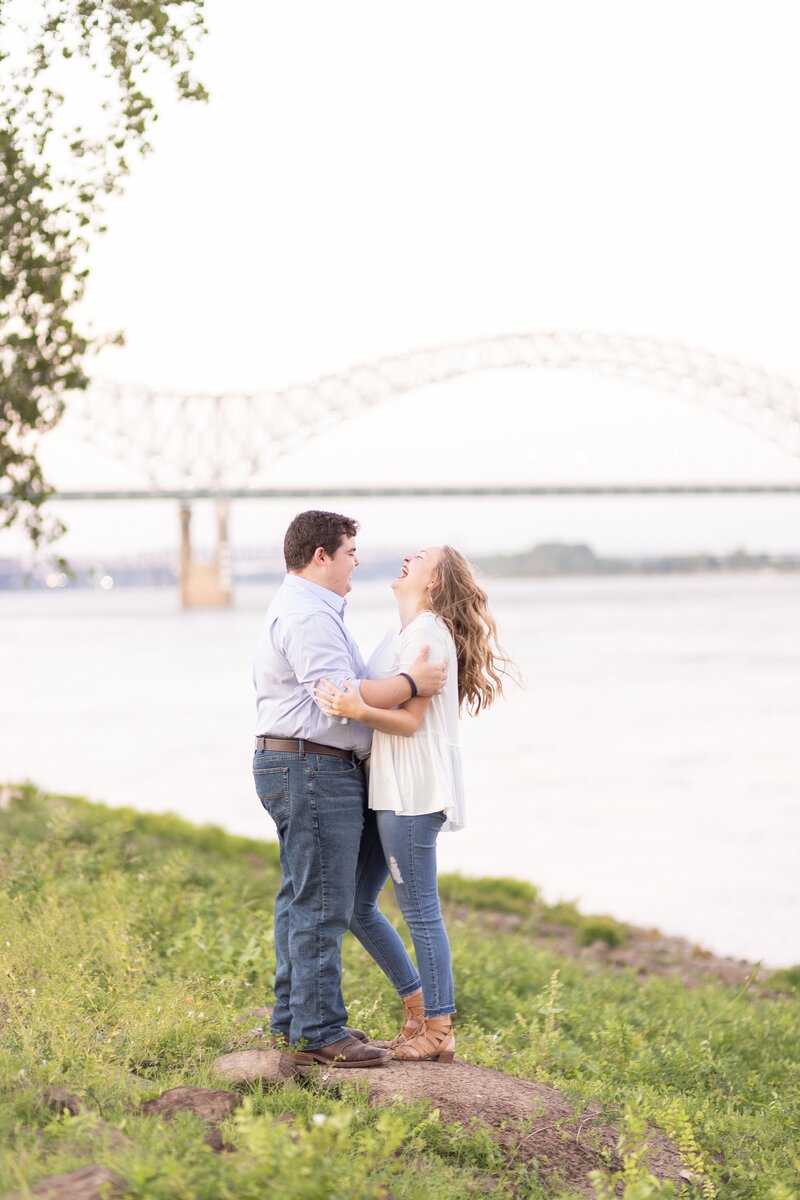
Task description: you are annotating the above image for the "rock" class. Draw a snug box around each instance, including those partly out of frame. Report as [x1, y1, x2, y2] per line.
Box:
[6, 1165, 127, 1199]
[140, 1085, 240, 1126]
[213, 1048, 298, 1085]
[202, 1127, 237, 1153]
[42, 1088, 82, 1117]
[311, 1059, 685, 1199]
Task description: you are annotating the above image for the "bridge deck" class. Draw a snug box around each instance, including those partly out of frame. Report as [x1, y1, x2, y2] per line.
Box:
[46, 484, 800, 500]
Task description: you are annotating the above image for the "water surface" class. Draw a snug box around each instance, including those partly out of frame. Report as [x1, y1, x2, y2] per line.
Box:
[2, 574, 798, 966]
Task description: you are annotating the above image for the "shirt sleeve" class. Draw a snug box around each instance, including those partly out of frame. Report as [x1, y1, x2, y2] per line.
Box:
[364, 628, 400, 681]
[397, 621, 449, 674]
[278, 612, 361, 703]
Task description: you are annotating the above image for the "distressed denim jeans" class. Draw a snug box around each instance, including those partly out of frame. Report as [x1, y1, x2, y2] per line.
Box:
[349, 808, 455, 1017]
[253, 746, 366, 1048]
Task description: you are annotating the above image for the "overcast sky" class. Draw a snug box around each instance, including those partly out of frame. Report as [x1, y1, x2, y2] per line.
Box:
[5, 0, 800, 559]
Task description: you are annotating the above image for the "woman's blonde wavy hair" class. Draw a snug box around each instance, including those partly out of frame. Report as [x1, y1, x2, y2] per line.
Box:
[427, 546, 515, 716]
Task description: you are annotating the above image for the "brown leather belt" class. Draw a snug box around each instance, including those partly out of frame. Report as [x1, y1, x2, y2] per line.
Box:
[254, 736, 354, 762]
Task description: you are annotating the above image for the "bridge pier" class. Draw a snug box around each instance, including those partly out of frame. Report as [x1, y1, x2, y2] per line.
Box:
[179, 501, 232, 608]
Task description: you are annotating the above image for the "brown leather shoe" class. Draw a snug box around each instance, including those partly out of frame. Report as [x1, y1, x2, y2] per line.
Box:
[267, 1026, 367, 1048]
[292, 1034, 389, 1068]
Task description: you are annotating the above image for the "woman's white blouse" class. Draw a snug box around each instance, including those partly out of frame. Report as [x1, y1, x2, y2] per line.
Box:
[365, 611, 465, 832]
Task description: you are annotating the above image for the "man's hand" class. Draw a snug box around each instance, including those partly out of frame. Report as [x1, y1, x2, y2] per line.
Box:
[407, 644, 447, 697]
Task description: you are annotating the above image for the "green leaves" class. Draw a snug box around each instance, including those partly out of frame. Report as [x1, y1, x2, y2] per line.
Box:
[0, 0, 208, 548]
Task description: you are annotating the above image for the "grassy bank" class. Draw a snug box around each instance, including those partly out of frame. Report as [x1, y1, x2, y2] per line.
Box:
[1, 785, 798, 1199]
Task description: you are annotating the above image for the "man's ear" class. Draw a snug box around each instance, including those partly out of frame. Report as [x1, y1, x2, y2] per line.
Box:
[313, 546, 328, 565]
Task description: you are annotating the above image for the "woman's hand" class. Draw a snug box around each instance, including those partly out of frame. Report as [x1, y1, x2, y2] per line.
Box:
[315, 678, 367, 721]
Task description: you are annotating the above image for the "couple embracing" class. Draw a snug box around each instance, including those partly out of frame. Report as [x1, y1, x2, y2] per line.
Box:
[252, 509, 510, 1068]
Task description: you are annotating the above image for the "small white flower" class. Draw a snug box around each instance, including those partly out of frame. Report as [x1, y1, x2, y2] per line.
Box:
[41, 1058, 48, 1065]
[198, 1012, 205, 1019]
[30, 988, 36, 996]
[18, 1068, 25, 1078]
[78, 963, 84, 970]
[187, 1010, 194, 1017]
[5, 940, 10, 947]
[311, 1113, 327, 1126]
[156, 1006, 162, 1013]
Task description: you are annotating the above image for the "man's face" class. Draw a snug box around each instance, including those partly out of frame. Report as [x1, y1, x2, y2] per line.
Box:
[323, 535, 359, 596]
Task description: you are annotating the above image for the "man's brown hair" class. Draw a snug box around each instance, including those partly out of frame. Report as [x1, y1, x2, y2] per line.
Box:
[283, 510, 359, 571]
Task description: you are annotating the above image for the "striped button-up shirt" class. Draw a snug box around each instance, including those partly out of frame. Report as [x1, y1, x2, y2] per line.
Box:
[253, 574, 372, 756]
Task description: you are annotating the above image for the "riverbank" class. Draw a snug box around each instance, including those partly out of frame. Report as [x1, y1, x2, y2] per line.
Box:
[1, 786, 798, 1198]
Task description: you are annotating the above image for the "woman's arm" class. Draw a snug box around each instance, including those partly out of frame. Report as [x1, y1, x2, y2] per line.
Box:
[360, 643, 446, 708]
[315, 679, 431, 736]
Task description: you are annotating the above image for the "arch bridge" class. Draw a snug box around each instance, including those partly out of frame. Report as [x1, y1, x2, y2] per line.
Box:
[60, 330, 800, 605]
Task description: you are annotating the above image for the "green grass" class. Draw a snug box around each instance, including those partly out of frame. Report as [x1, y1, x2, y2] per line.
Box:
[437, 872, 540, 915]
[1, 785, 798, 1199]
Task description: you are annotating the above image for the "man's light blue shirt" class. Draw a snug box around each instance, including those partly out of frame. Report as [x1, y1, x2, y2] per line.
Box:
[253, 574, 372, 757]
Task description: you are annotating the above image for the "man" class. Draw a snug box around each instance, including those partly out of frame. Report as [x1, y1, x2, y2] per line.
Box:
[252, 509, 447, 1067]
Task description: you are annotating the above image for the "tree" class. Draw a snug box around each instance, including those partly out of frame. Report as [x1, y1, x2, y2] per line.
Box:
[0, 0, 207, 548]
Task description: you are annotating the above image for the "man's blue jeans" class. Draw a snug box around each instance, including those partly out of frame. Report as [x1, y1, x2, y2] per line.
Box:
[349, 808, 456, 1017]
[253, 746, 366, 1049]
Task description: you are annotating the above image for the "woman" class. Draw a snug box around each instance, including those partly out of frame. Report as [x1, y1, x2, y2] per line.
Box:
[315, 545, 511, 1063]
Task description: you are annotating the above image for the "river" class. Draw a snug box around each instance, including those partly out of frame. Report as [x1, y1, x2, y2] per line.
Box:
[1, 573, 798, 967]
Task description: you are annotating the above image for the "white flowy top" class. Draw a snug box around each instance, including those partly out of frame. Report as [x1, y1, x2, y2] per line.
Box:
[365, 611, 465, 832]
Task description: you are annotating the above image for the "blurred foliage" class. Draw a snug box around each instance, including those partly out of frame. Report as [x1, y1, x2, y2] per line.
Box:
[768, 966, 800, 995]
[0, 0, 207, 547]
[577, 916, 627, 949]
[438, 872, 539, 915]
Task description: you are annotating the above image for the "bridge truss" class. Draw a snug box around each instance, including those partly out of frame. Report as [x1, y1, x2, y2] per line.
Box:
[64, 331, 800, 493]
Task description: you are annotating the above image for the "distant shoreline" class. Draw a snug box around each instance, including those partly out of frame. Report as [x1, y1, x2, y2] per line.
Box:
[472, 542, 800, 578]
[3, 542, 799, 590]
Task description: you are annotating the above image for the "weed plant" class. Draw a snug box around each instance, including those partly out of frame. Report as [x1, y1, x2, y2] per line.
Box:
[1, 786, 798, 1199]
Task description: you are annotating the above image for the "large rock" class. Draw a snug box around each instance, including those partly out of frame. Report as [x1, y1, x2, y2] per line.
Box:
[6, 1165, 127, 1199]
[140, 1085, 240, 1126]
[213, 1049, 298, 1085]
[311, 1059, 686, 1198]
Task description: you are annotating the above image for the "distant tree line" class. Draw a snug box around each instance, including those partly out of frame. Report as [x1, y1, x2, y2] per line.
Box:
[473, 543, 800, 576]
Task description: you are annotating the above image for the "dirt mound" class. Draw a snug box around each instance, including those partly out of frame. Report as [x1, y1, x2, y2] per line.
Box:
[320, 1059, 684, 1195]
[212, 1049, 684, 1197]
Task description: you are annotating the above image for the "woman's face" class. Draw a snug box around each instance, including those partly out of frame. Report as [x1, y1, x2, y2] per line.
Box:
[392, 546, 443, 597]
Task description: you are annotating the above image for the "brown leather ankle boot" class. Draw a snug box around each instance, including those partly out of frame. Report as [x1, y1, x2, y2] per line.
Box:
[391, 1014, 455, 1063]
[389, 988, 425, 1049]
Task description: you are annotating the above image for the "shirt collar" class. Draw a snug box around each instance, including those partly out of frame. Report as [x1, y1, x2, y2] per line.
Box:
[283, 573, 347, 618]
